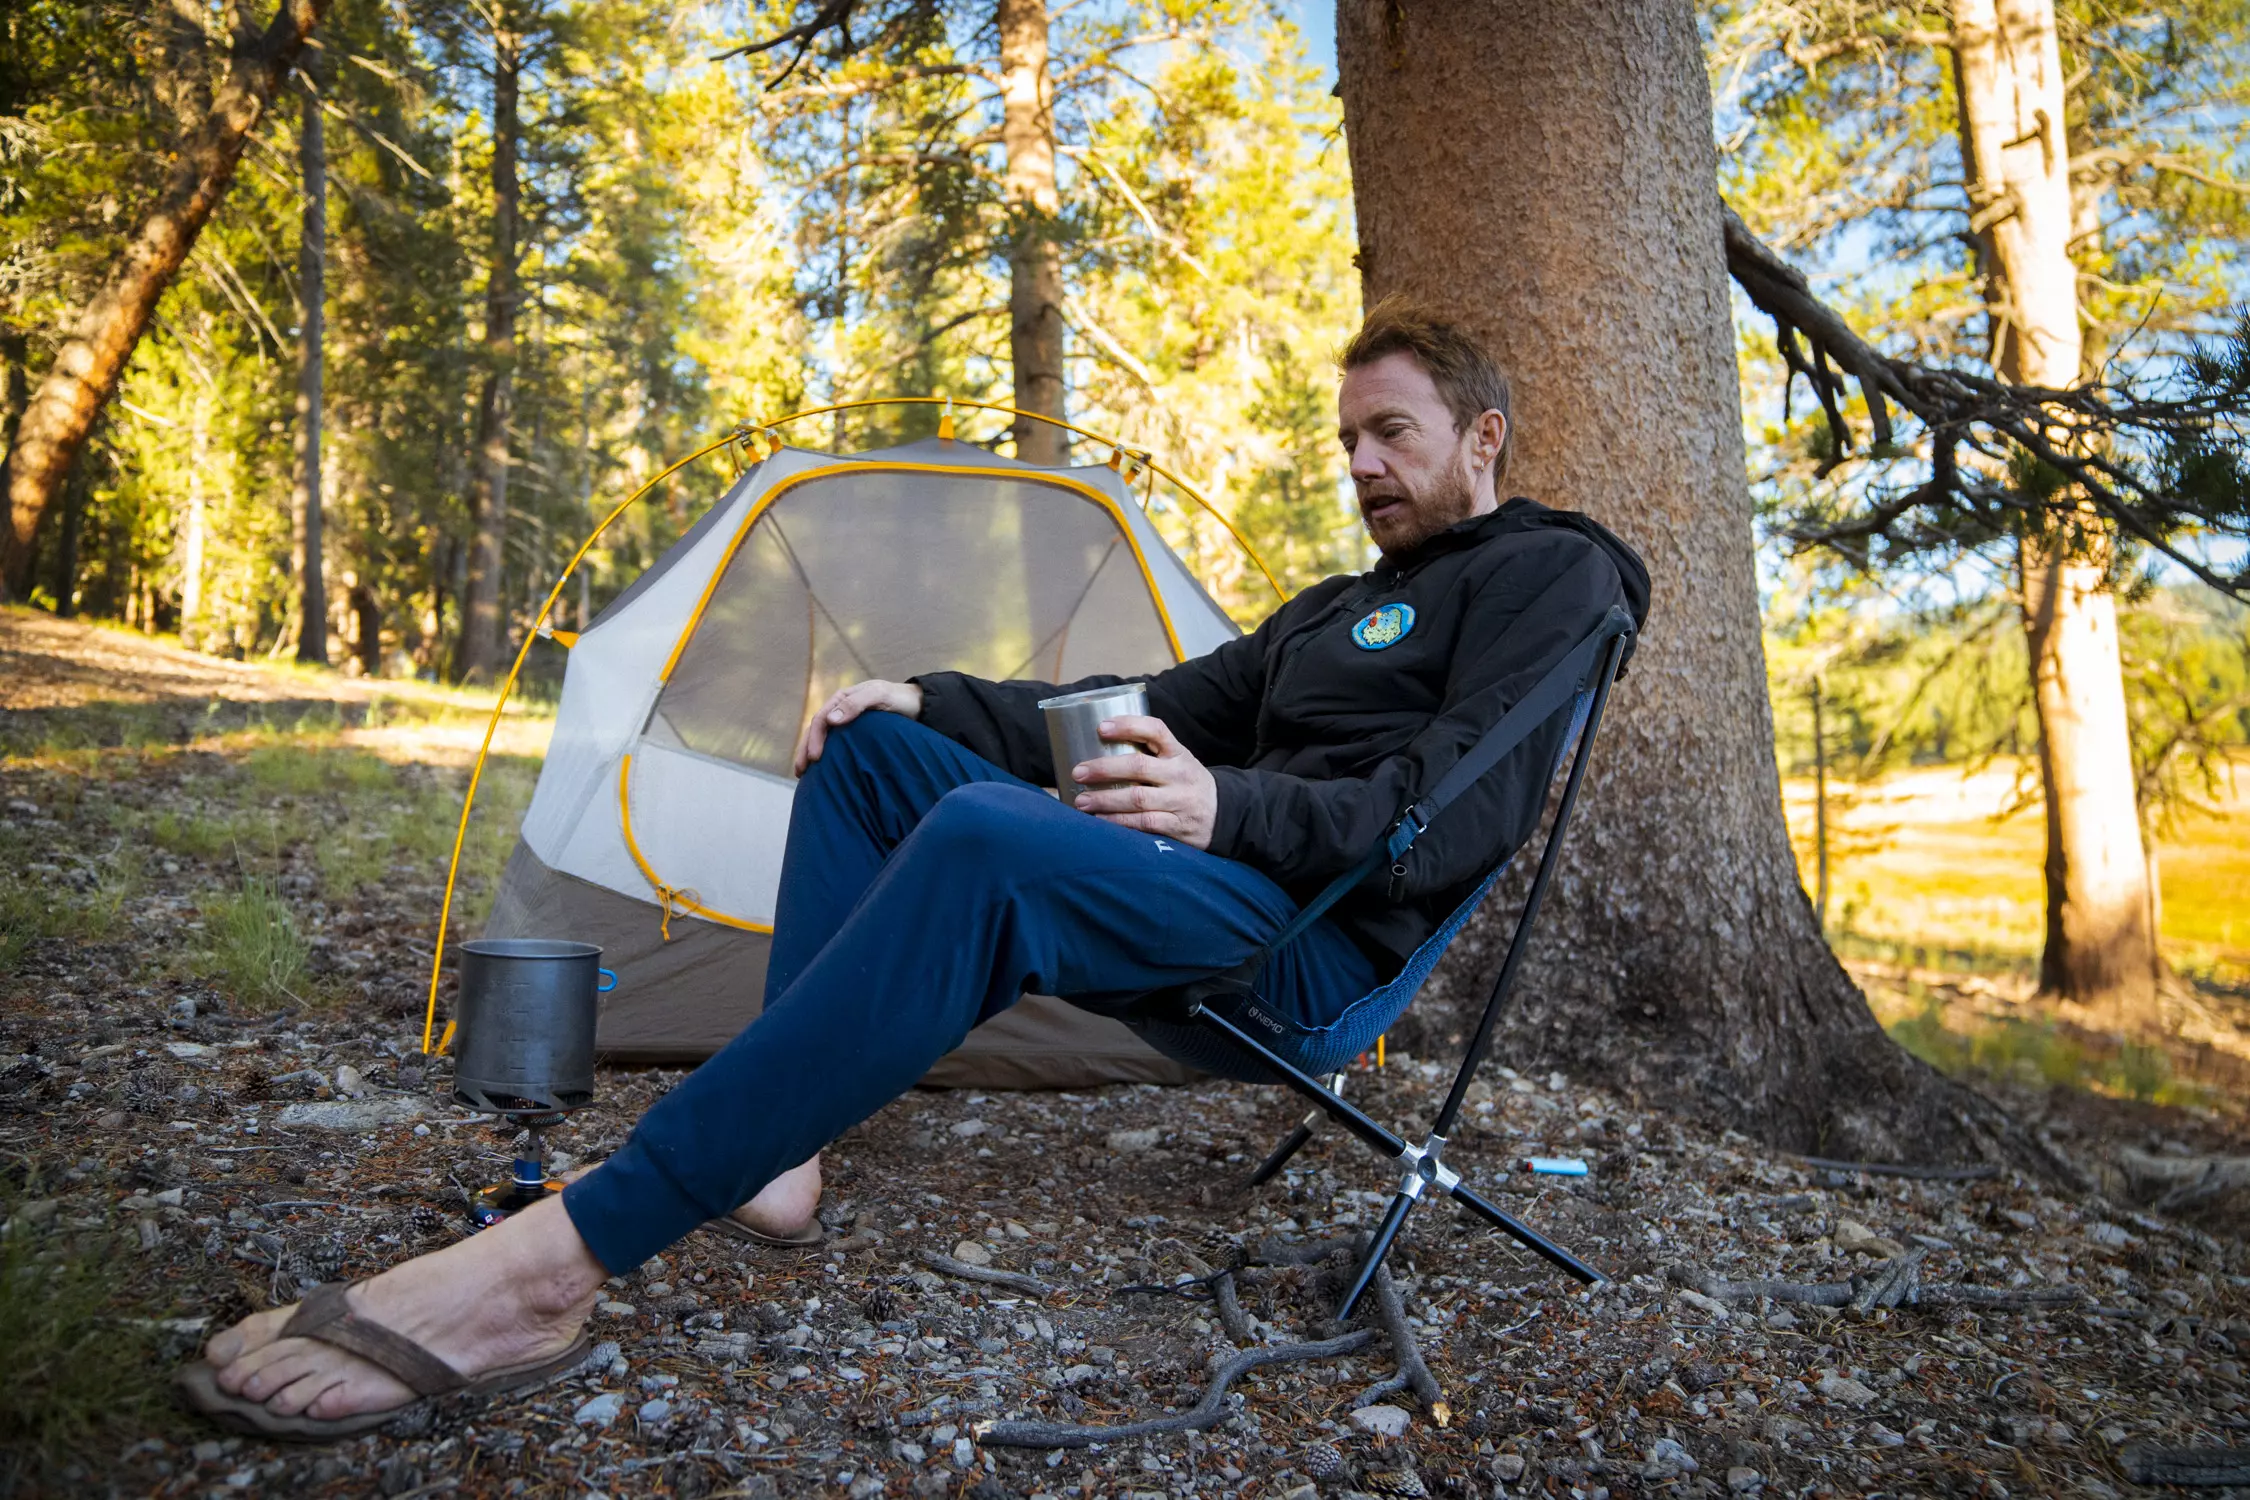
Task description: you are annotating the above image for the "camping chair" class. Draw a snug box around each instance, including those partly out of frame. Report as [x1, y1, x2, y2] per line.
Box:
[1111, 604, 1636, 1318]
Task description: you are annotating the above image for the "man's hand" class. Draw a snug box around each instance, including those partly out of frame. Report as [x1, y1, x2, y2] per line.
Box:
[1070, 714, 1218, 850]
[794, 679, 924, 775]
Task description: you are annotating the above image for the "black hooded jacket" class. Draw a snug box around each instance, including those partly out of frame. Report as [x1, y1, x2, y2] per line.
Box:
[913, 498, 1652, 968]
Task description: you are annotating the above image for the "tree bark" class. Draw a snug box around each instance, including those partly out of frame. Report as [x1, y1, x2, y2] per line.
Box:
[0, 0, 328, 600]
[292, 66, 329, 665]
[180, 393, 210, 643]
[459, 8, 522, 682]
[1951, 0, 2157, 1022]
[1335, 0, 2019, 1163]
[997, 0, 1066, 465]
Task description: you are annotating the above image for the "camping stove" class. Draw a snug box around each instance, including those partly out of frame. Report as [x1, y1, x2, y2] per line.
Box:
[450, 938, 611, 1229]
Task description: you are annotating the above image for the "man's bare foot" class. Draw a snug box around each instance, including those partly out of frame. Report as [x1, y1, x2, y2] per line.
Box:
[728, 1155, 821, 1240]
[200, 1195, 605, 1422]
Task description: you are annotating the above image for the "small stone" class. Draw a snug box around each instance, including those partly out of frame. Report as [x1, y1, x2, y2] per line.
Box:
[951, 1240, 993, 1266]
[164, 1042, 212, 1060]
[1726, 1467, 1763, 1493]
[334, 1065, 366, 1097]
[1277, 1487, 1317, 1500]
[191, 1441, 225, 1463]
[637, 1398, 672, 1424]
[1833, 1219, 1906, 1258]
[951, 1437, 973, 1467]
[1004, 1220, 1031, 1240]
[1866, 1423, 1906, 1447]
[1643, 1437, 1699, 1478]
[1763, 1416, 1814, 1445]
[950, 1119, 990, 1138]
[1494, 1454, 1526, 1481]
[274, 1097, 429, 1131]
[1816, 1373, 1878, 1407]
[1105, 1128, 1161, 1152]
[597, 1300, 637, 1317]
[1764, 1308, 1799, 1330]
[2086, 1221, 2134, 1249]
[584, 1340, 622, 1371]
[574, 1392, 625, 1428]
[1350, 1404, 1413, 1437]
[96, 1109, 129, 1130]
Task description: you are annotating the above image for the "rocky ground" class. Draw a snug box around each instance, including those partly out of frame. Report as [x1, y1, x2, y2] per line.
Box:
[3, 612, 2248, 1499]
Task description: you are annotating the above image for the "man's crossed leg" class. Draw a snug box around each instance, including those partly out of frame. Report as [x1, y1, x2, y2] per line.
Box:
[195, 711, 1375, 1428]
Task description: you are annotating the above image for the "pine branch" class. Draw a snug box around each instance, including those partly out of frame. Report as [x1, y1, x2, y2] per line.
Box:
[1722, 204, 2250, 599]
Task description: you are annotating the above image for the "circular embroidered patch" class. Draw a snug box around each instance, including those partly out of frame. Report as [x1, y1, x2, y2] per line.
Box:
[1351, 602, 1416, 650]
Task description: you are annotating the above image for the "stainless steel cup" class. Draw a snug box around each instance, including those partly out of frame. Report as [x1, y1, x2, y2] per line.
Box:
[1039, 683, 1151, 794]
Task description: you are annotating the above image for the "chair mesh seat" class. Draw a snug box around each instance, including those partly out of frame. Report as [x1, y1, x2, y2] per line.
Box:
[1126, 864, 1507, 1082]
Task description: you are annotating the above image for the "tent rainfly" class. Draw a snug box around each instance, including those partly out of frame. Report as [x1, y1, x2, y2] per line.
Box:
[478, 431, 1255, 1088]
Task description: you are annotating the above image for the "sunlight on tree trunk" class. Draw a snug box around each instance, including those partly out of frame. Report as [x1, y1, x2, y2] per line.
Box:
[460, 9, 522, 683]
[292, 67, 328, 666]
[1337, 0, 2009, 1160]
[0, 0, 327, 600]
[1953, 0, 2158, 1022]
[998, 0, 1065, 465]
[180, 393, 209, 642]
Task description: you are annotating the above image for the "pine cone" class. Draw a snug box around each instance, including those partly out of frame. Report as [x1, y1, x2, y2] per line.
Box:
[238, 1071, 273, 1102]
[1361, 1468, 1428, 1498]
[846, 1394, 898, 1437]
[406, 1203, 451, 1240]
[1302, 1443, 1346, 1481]
[861, 1286, 905, 1323]
[1198, 1226, 1245, 1270]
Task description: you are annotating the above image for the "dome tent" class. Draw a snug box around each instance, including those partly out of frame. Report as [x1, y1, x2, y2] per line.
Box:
[437, 408, 1275, 1089]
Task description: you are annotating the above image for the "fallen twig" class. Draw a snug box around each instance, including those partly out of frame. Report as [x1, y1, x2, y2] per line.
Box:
[1211, 1270, 1255, 1345]
[1247, 1236, 1351, 1268]
[1800, 1156, 2000, 1182]
[976, 1330, 1377, 1449]
[916, 1249, 1053, 1298]
[2119, 1445, 2250, 1487]
[1851, 1248, 1927, 1312]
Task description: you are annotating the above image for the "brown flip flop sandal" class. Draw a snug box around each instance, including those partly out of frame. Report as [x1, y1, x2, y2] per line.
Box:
[174, 1281, 593, 1442]
[697, 1215, 825, 1251]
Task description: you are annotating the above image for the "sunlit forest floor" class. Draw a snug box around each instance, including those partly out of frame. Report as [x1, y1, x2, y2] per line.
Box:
[5, 609, 2246, 1497]
[1785, 764, 2250, 1122]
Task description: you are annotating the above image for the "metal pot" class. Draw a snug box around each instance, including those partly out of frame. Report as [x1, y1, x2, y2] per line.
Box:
[451, 938, 615, 1114]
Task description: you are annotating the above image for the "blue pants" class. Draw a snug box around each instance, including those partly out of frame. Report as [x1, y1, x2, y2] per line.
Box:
[561, 711, 1377, 1272]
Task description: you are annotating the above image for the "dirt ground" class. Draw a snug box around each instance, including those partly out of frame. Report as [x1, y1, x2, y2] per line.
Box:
[3, 612, 2248, 1500]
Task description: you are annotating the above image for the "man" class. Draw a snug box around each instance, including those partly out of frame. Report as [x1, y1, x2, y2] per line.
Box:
[181, 300, 1650, 1437]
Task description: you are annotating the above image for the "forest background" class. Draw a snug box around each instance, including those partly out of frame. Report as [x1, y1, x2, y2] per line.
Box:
[1, 0, 2245, 1075]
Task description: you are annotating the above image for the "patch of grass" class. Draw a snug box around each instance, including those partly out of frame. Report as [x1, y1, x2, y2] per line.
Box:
[0, 1209, 172, 1492]
[1881, 991, 2210, 1108]
[202, 875, 314, 1010]
[147, 809, 244, 863]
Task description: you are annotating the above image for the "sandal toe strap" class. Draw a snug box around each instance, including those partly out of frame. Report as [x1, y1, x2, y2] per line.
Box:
[279, 1282, 468, 1398]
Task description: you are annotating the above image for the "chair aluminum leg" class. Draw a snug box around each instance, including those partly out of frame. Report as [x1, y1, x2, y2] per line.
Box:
[1246, 1074, 1345, 1189]
[1336, 1188, 1418, 1319]
[1246, 1120, 1316, 1188]
[1448, 1180, 1604, 1284]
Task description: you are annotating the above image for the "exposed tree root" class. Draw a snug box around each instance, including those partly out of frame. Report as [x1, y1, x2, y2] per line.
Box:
[1357, 1254, 1446, 1423]
[1666, 1259, 2090, 1313]
[1210, 1270, 1255, 1345]
[975, 1331, 1378, 1449]
[2119, 1445, 2250, 1487]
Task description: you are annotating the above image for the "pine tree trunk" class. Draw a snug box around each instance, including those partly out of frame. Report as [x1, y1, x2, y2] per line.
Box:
[997, 0, 1066, 466]
[180, 394, 209, 643]
[292, 68, 328, 665]
[1335, 0, 2022, 1163]
[1951, 0, 2157, 1023]
[0, 0, 327, 599]
[460, 11, 522, 682]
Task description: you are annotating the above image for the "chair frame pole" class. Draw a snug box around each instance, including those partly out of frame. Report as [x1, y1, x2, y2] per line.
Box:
[1201, 631, 1630, 1319]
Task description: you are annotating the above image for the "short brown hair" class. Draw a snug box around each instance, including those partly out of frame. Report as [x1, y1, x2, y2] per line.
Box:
[1340, 296, 1514, 482]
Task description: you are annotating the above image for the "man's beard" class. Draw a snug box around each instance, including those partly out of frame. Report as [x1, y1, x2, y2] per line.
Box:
[1361, 461, 1479, 555]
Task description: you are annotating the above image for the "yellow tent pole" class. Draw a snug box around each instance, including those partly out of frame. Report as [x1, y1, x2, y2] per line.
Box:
[420, 434, 740, 1055]
[758, 396, 1290, 604]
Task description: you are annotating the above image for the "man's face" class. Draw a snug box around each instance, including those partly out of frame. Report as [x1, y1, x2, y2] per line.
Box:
[1337, 351, 1504, 556]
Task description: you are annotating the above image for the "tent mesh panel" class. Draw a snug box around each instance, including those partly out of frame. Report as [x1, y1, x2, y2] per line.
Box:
[651, 468, 1176, 778]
